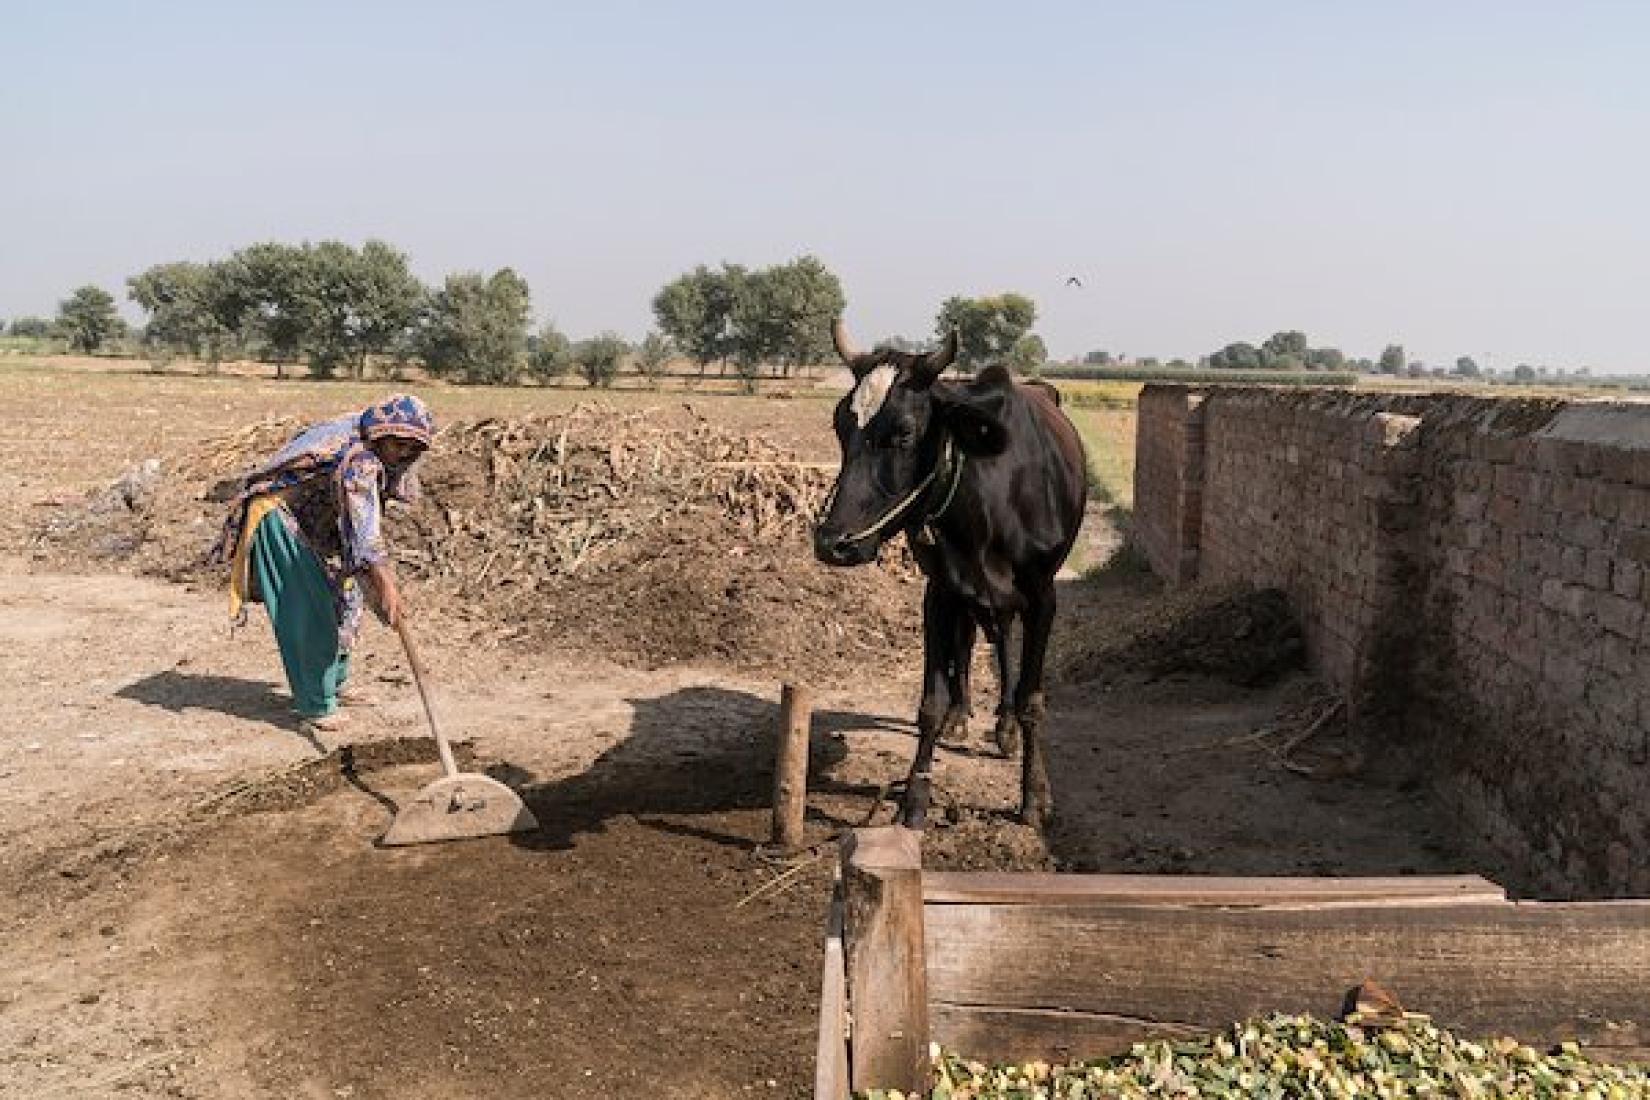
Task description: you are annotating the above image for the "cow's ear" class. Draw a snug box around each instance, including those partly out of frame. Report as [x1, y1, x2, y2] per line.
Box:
[933, 380, 1011, 456]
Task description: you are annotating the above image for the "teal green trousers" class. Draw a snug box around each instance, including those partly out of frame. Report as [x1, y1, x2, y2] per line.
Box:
[250, 511, 350, 718]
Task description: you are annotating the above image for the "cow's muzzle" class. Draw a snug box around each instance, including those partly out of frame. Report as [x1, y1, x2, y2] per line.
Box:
[813, 527, 878, 567]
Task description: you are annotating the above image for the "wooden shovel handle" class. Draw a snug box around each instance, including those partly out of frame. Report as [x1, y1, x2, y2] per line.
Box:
[395, 617, 460, 779]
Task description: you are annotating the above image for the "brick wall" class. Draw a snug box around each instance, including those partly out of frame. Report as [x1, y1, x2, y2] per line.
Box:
[1133, 387, 1207, 584]
[1134, 385, 1650, 897]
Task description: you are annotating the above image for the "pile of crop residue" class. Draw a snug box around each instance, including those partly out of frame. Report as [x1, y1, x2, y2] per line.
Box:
[36, 405, 923, 683]
[906, 1012, 1650, 1099]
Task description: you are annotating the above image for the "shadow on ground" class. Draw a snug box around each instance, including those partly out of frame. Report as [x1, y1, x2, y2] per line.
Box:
[117, 669, 291, 727]
[499, 684, 907, 853]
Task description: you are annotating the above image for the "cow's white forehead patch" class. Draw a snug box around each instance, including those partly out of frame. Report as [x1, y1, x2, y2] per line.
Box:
[850, 365, 898, 428]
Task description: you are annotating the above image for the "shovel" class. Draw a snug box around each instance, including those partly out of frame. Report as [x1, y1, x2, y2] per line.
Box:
[380, 617, 539, 847]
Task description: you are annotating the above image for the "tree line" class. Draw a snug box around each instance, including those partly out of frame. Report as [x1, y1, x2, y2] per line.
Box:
[1072, 331, 1608, 384]
[3, 244, 1061, 391]
[11, 262, 1614, 388]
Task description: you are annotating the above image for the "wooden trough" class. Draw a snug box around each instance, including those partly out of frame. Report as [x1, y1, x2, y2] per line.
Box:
[815, 826, 1650, 1098]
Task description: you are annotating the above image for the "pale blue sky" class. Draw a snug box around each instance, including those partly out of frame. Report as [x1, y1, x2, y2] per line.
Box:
[4, 1, 1648, 371]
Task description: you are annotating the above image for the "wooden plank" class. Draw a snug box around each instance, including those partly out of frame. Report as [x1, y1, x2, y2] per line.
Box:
[924, 900, 1650, 1060]
[922, 872, 1506, 907]
[931, 1004, 1204, 1063]
[843, 827, 930, 1096]
[814, 887, 850, 1100]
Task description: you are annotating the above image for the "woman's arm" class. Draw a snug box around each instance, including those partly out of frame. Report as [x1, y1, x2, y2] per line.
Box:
[341, 453, 404, 626]
[366, 561, 403, 627]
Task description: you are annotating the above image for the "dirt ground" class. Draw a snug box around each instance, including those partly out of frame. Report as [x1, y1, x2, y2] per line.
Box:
[0, 362, 1473, 1099]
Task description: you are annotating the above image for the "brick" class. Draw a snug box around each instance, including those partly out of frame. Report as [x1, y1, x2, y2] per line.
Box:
[1600, 633, 1638, 678]
[1598, 446, 1638, 483]
[1540, 578, 1588, 616]
[1544, 650, 1590, 702]
[1470, 551, 1505, 588]
[1571, 517, 1609, 550]
[1560, 545, 1588, 585]
[1489, 492, 1523, 528]
[1484, 435, 1520, 463]
[1532, 438, 1569, 473]
[1613, 559, 1643, 600]
[1593, 483, 1629, 521]
[1594, 592, 1646, 639]
[1550, 476, 1593, 513]
[1584, 548, 1614, 591]
[1621, 487, 1650, 529]
[1620, 530, 1650, 565]
[1566, 441, 1604, 478]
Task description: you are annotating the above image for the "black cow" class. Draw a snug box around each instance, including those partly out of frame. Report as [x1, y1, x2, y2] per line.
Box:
[813, 320, 1087, 828]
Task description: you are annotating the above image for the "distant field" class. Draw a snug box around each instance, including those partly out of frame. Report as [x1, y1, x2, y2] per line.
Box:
[1051, 378, 1143, 409]
[1066, 404, 1136, 510]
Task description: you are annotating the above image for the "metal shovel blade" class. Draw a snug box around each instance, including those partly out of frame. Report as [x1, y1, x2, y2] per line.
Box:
[380, 773, 540, 847]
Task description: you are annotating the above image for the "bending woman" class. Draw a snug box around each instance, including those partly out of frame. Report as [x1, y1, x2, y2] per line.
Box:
[215, 394, 434, 735]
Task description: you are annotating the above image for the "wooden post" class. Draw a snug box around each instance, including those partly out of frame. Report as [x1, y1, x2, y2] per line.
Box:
[772, 682, 811, 851]
[841, 826, 929, 1095]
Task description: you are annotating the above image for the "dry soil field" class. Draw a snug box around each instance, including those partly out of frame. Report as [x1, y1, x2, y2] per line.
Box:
[0, 360, 1471, 1099]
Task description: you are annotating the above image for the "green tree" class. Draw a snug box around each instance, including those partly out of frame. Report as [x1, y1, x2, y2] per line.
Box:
[57, 285, 123, 353]
[634, 330, 674, 388]
[1512, 363, 1537, 382]
[935, 293, 1038, 371]
[1378, 345, 1406, 375]
[286, 240, 425, 379]
[1208, 342, 1261, 370]
[573, 332, 630, 388]
[417, 268, 532, 384]
[652, 263, 746, 376]
[223, 243, 312, 377]
[1454, 355, 1481, 378]
[8, 316, 54, 339]
[127, 261, 239, 368]
[1260, 330, 1308, 364]
[529, 321, 574, 382]
[728, 255, 846, 377]
[1082, 349, 1113, 366]
[1008, 333, 1049, 374]
[1306, 347, 1346, 371]
[339, 240, 425, 378]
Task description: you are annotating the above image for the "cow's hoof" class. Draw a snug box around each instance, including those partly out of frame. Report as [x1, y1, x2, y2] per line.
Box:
[1016, 694, 1048, 730]
[898, 801, 930, 829]
[1017, 798, 1054, 831]
[939, 706, 971, 747]
[992, 713, 1022, 757]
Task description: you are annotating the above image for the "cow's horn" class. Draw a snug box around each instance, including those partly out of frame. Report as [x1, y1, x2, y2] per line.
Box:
[831, 318, 862, 366]
[920, 327, 959, 377]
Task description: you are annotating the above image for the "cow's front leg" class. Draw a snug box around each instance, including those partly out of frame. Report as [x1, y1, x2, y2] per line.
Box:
[990, 617, 1021, 757]
[937, 600, 977, 747]
[1014, 585, 1057, 829]
[902, 584, 962, 828]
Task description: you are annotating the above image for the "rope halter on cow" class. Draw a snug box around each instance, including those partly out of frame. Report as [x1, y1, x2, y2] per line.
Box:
[832, 432, 964, 546]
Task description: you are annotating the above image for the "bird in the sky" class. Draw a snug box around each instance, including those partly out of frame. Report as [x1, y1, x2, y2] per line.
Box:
[1065, 275, 1083, 287]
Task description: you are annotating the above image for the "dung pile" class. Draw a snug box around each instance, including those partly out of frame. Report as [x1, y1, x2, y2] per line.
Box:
[36, 404, 922, 682]
[1060, 584, 1306, 688]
